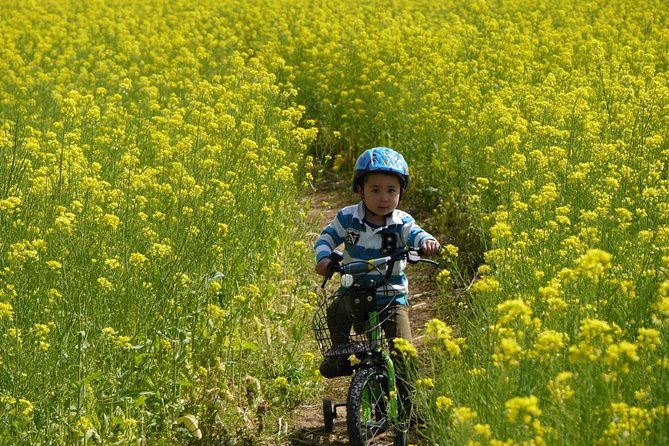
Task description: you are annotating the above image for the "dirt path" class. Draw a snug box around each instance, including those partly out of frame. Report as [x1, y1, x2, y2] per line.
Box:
[287, 178, 441, 445]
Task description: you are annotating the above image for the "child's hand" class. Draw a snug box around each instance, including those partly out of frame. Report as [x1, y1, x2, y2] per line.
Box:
[420, 240, 441, 257]
[316, 258, 331, 276]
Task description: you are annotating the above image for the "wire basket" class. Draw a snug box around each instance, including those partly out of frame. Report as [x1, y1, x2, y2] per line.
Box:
[312, 278, 398, 358]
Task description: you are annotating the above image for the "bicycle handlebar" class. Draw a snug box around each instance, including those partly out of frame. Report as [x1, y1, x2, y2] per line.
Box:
[320, 246, 438, 288]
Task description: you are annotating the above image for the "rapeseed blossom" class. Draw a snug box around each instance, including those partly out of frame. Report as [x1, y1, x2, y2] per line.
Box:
[452, 406, 478, 425]
[496, 299, 533, 326]
[547, 372, 575, 403]
[129, 252, 148, 267]
[435, 396, 454, 410]
[424, 318, 464, 356]
[493, 337, 523, 366]
[604, 341, 639, 374]
[0, 302, 13, 321]
[573, 249, 613, 282]
[393, 337, 418, 359]
[569, 318, 617, 363]
[531, 330, 568, 361]
[636, 328, 661, 351]
[598, 403, 653, 445]
[416, 378, 435, 389]
[505, 395, 541, 425]
[472, 276, 502, 294]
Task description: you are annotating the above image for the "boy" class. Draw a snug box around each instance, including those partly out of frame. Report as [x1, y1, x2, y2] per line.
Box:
[314, 147, 440, 378]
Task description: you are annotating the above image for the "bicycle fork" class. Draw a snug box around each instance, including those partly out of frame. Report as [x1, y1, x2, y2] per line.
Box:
[359, 349, 401, 423]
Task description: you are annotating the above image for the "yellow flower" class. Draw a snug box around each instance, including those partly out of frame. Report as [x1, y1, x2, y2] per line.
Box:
[490, 221, 512, 243]
[129, 252, 148, 267]
[472, 276, 501, 293]
[424, 318, 464, 356]
[150, 242, 172, 258]
[8, 242, 40, 265]
[241, 284, 261, 298]
[0, 196, 22, 212]
[274, 165, 294, 182]
[547, 297, 568, 311]
[444, 244, 459, 256]
[493, 337, 523, 366]
[452, 406, 477, 425]
[97, 277, 114, 292]
[208, 281, 222, 294]
[101, 213, 121, 230]
[425, 318, 451, 338]
[468, 368, 486, 376]
[436, 269, 451, 285]
[46, 260, 62, 271]
[475, 177, 490, 189]
[48, 289, 62, 301]
[636, 328, 661, 351]
[104, 258, 122, 269]
[473, 423, 492, 439]
[547, 372, 575, 403]
[435, 396, 454, 410]
[477, 264, 492, 275]
[101, 327, 117, 337]
[416, 378, 434, 388]
[599, 403, 652, 445]
[393, 337, 418, 359]
[74, 416, 94, 437]
[604, 341, 639, 374]
[574, 249, 612, 281]
[0, 302, 13, 321]
[569, 318, 616, 363]
[31, 323, 51, 339]
[505, 395, 542, 425]
[18, 399, 34, 417]
[532, 330, 568, 359]
[538, 285, 559, 300]
[496, 299, 533, 326]
[54, 212, 76, 234]
[115, 335, 133, 348]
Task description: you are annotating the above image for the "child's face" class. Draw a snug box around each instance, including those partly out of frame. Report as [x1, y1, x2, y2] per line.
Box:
[357, 173, 402, 217]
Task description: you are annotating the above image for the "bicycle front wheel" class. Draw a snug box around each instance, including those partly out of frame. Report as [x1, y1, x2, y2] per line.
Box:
[347, 367, 406, 446]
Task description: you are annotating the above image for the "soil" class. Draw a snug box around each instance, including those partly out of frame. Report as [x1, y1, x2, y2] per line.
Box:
[286, 178, 441, 445]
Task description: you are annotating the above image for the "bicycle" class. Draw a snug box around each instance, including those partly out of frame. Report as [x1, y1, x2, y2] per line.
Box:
[312, 246, 439, 446]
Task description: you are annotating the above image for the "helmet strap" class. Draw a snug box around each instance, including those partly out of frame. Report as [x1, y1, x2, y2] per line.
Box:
[358, 190, 399, 220]
[362, 201, 394, 220]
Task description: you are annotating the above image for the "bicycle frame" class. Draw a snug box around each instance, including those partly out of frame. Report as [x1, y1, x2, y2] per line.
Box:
[358, 309, 401, 425]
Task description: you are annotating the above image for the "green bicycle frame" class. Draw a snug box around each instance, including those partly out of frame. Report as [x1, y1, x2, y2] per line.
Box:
[361, 309, 400, 422]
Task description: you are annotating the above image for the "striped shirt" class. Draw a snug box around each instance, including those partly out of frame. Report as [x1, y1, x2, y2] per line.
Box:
[314, 201, 436, 305]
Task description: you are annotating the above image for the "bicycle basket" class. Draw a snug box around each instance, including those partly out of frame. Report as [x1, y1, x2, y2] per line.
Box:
[312, 274, 398, 358]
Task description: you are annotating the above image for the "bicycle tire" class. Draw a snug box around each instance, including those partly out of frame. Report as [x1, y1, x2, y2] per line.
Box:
[347, 367, 406, 445]
[323, 399, 334, 432]
[394, 430, 408, 446]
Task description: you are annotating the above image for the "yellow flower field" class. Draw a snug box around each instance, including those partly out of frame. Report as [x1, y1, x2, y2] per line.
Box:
[1, 1, 319, 443]
[1, 0, 668, 444]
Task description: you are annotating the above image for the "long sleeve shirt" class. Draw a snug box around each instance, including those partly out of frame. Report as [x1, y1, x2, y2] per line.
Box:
[314, 201, 436, 305]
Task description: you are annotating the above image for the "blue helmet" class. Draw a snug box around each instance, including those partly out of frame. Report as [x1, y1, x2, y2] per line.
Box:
[352, 147, 409, 192]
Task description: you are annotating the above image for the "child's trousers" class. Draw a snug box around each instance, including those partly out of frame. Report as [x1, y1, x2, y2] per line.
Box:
[322, 296, 414, 392]
[325, 295, 412, 347]
[326, 295, 411, 384]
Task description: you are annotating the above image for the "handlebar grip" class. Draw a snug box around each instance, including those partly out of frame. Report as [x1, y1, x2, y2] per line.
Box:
[329, 250, 343, 263]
